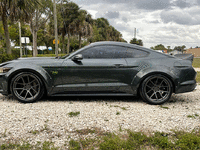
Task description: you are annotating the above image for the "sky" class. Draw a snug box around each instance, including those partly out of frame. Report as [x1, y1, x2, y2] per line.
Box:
[69, 0, 200, 49]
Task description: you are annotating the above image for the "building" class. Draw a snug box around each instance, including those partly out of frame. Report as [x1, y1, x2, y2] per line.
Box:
[169, 50, 182, 55]
[185, 48, 200, 57]
[155, 50, 168, 53]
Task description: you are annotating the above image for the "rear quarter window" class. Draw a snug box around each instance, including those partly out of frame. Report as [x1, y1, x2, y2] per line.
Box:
[126, 48, 149, 58]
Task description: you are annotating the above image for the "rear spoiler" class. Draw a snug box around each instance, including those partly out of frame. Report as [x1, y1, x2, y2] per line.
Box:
[174, 54, 194, 62]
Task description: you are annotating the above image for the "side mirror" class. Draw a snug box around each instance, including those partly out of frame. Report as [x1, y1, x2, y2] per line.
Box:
[72, 54, 83, 61]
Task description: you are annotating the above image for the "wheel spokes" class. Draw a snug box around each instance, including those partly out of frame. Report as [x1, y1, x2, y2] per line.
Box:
[145, 77, 170, 102]
[13, 74, 40, 101]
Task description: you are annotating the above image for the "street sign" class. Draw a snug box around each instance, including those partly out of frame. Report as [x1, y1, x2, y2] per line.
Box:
[21, 37, 30, 43]
[53, 39, 59, 44]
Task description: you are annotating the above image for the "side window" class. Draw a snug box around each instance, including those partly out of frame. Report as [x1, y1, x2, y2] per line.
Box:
[127, 48, 149, 58]
[107, 46, 128, 58]
[79, 45, 149, 59]
[79, 46, 115, 59]
[79, 47, 97, 58]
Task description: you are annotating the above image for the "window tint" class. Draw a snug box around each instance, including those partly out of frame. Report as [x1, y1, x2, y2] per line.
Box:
[79, 45, 149, 59]
[127, 48, 149, 58]
[80, 46, 114, 58]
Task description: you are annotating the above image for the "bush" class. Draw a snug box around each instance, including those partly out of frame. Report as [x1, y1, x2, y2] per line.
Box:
[0, 49, 20, 63]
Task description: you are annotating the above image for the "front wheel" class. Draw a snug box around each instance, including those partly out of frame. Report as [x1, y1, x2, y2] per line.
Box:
[140, 75, 172, 105]
[11, 72, 44, 103]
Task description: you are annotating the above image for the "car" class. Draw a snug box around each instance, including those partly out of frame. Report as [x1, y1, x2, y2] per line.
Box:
[0, 41, 197, 104]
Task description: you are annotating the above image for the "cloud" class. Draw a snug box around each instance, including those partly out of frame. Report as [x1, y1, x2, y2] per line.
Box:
[160, 7, 200, 25]
[148, 20, 160, 23]
[134, 0, 171, 10]
[69, 0, 200, 48]
[104, 11, 120, 19]
[172, 0, 191, 8]
[122, 17, 128, 23]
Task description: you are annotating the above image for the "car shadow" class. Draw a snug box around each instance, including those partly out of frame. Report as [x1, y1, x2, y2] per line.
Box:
[40, 95, 143, 103]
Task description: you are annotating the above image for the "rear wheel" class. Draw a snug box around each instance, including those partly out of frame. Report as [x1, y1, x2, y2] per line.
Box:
[140, 75, 172, 105]
[11, 72, 44, 103]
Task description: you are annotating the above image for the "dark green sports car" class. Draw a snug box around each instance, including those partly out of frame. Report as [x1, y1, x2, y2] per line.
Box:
[0, 41, 197, 104]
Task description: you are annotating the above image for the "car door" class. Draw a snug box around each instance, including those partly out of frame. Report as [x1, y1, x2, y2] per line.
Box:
[61, 45, 128, 93]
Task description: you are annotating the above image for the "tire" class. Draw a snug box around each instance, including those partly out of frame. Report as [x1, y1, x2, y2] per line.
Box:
[140, 75, 172, 105]
[10, 72, 44, 103]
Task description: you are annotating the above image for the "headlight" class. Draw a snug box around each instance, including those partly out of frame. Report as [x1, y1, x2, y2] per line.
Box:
[0, 67, 12, 73]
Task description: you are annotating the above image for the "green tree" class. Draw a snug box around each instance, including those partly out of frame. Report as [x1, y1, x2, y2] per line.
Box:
[174, 45, 186, 53]
[58, 1, 79, 54]
[151, 44, 166, 50]
[130, 38, 143, 46]
[75, 10, 93, 48]
[0, 0, 40, 54]
[29, 0, 53, 56]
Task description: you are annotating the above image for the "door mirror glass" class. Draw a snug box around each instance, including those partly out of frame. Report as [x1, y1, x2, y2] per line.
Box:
[72, 54, 83, 61]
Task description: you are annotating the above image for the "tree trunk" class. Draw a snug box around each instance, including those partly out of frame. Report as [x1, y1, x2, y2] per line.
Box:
[62, 33, 65, 54]
[79, 33, 82, 48]
[2, 10, 11, 54]
[33, 30, 38, 57]
[67, 31, 70, 54]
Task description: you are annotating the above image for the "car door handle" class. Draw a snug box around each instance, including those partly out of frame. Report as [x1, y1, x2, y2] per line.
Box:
[114, 64, 124, 68]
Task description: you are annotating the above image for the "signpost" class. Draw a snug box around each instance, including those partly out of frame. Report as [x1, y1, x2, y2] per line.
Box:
[21, 37, 30, 57]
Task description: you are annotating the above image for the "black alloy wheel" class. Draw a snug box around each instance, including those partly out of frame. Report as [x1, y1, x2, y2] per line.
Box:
[11, 72, 44, 103]
[140, 75, 172, 105]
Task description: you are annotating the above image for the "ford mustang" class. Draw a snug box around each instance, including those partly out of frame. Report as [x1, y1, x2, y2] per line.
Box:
[0, 41, 197, 104]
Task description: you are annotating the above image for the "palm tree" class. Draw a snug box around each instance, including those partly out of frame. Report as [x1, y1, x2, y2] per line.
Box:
[75, 10, 93, 48]
[0, 0, 40, 54]
[59, 2, 79, 54]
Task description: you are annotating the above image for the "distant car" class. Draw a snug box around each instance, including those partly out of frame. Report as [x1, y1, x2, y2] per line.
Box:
[0, 42, 197, 104]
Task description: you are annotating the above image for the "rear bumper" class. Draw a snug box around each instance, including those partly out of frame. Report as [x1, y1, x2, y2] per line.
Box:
[175, 80, 196, 94]
[0, 74, 8, 95]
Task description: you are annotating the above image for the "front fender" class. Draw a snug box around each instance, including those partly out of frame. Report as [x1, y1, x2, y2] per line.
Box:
[6, 64, 53, 94]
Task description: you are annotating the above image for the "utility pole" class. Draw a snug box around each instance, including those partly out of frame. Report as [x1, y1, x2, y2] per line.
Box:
[134, 28, 136, 39]
[54, 0, 58, 57]
[19, 22, 22, 57]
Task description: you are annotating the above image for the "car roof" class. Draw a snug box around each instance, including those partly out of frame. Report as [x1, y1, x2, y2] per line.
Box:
[90, 41, 154, 52]
[67, 41, 173, 59]
[89, 41, 174, 58]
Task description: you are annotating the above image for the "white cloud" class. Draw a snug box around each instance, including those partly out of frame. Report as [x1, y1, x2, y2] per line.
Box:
[70, 0, 200, 48]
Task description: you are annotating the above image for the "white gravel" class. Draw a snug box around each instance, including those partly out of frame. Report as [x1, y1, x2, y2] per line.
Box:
[0, 85, 200, 148]
[194, 68, 200, 72]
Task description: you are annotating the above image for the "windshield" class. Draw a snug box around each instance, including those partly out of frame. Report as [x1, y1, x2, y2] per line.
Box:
[60, 54, 70, 59]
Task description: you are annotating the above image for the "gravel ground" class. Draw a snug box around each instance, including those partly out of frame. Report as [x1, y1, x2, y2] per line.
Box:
[0, 85, 200, 148]
[195, 68, 200, 72]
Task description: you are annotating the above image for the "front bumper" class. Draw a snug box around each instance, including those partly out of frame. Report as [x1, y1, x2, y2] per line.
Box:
[0, 74, 8, 95]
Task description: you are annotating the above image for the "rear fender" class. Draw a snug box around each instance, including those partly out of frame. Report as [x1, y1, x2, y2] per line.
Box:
[131, 66, 178, 93]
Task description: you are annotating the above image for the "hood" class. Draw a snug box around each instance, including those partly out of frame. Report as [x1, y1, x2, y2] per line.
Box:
[0, 57, 60, 67]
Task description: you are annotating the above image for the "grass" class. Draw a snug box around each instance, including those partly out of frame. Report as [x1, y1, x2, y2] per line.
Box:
[159, 105, 169, 109]
[76, 128, 96, 135]
[31, 130, 39, 135]
[120, 107, 127, 110]
[69, 129, 200, 150]
[196, 72, 200, 83]
[1, 129, 200, 149]
[192, 58, 200, 83]
[193, 58, 200, 68]
[68, 111, 80, 117]
[0, 141, 59, 150]
[187, 114, 199, 119]
[116, 111, 120, 115]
